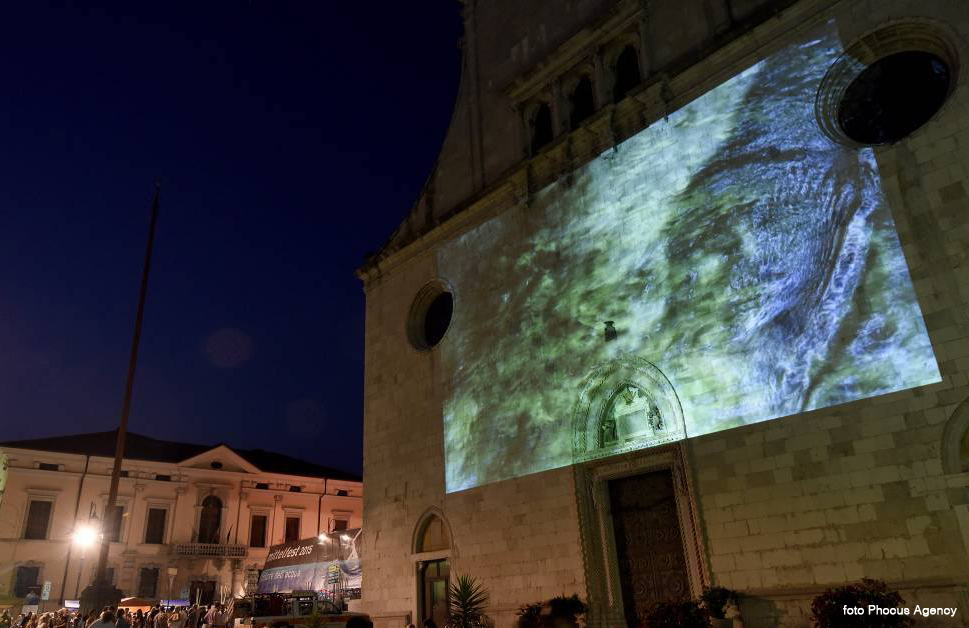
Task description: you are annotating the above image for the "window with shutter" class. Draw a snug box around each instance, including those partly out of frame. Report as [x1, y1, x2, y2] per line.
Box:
[145, 508, 167, 544]
[249, 515, 267, 548]
[284, 516, 300, 542]
[138, 567, 159, 598]
[24, 501, 52, 540]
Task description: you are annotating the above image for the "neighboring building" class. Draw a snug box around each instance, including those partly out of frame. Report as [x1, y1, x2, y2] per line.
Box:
[0, 430, 361, 610]
[359, 1, 969, 627]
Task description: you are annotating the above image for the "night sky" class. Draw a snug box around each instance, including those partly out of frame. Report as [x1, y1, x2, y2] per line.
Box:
[0, 2, 463, 476]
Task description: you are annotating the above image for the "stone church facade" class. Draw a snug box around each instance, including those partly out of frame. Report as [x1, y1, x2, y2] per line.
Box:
[358, 1, 969, 627]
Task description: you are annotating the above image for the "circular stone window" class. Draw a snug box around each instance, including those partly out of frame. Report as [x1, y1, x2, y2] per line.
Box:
[838, 51, 950, 144]
[816, 22, 959, 146]
[407, 281, 453, 350]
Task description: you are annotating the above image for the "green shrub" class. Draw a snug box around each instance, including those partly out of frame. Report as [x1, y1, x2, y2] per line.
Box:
[700, 587, 738, 620]
[446, 575, 491, 628]
[643, 600, 709, 628]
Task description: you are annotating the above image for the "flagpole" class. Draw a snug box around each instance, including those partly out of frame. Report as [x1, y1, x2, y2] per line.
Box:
[84, 181, 161, 612]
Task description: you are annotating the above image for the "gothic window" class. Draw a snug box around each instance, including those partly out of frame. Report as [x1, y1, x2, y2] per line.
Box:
[613, 45, 641, 102]
[197, 496, 222, 544]
[530, 102, 554, 154]
[417, 515, 451, 552]
[569, 75, 596, 129]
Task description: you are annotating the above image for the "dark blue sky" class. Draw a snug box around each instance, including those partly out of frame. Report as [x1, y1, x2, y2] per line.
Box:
[0, 2, 463, 476]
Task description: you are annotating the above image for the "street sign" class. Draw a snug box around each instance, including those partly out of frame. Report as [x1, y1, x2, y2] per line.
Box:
[41, 581, 51, 601]
[325, 564, 340, 585]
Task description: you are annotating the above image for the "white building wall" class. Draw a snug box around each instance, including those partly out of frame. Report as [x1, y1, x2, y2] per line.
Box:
[0, 446, 362, 610]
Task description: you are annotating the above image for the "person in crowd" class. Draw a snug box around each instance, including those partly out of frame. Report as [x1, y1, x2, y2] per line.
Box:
[422, 619, 437, 628]
[88, 612, 114, 628]
[201, 606, 216, 628]
[182, 608, 194, 628]
[167, 608, 183, 628]
[114, 609, 129, 628]
[0, 609, 12, 628]
[153, 608, 167, 628]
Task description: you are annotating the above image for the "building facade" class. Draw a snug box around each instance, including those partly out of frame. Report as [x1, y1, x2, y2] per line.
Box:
[0, 431, 362, 610]
[359, 0, 969, 627]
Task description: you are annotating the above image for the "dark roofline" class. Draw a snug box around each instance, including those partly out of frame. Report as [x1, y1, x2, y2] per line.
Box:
[0, 429, 361, 482]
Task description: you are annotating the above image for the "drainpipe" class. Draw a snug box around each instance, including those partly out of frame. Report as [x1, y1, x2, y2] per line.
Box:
[59, 455, 90, 605]
[317, 480, 326, 536]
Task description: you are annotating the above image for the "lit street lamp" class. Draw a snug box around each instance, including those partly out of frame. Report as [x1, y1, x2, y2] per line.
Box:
[73, 524, 99, 598]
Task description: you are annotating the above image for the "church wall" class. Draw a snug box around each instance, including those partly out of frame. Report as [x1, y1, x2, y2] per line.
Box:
[361, 0, 969, 626]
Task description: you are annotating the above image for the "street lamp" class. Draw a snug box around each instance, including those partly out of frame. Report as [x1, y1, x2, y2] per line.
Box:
[73, 524, 98, 598]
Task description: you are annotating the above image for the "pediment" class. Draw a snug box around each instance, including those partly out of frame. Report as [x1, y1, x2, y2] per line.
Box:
[179, 445, 260, 474]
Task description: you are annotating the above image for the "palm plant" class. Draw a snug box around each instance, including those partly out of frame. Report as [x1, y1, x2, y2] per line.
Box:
[446, 575, 490, 628]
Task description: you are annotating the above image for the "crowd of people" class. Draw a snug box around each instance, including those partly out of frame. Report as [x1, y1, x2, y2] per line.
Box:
[0, 603, 233, 628]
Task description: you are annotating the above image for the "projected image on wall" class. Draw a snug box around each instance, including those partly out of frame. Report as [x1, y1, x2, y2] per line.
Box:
[438, 25, 941, 493]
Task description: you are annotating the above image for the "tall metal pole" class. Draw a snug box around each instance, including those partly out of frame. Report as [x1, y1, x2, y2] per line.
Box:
[92, 181, 161, 587]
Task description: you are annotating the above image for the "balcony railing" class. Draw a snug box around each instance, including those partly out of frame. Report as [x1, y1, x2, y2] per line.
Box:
[174, 543, 248, 558]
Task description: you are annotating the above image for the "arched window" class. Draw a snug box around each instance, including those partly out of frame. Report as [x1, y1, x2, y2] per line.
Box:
[198, 495, 222, 544]
[570, 76, 595, 129]
[530, 102, 554, 154]
[613, 45, 641, 103]
[417, 514, 451, 552]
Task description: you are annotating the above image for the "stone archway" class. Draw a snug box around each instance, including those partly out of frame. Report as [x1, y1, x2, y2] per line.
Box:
[572, 355, 687, 464]
[942, 395, 969, 474]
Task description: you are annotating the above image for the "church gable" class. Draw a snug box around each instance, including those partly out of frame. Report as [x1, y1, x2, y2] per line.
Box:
[178, 445, 260, 474]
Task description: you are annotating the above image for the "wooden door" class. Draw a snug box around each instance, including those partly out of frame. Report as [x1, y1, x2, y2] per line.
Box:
[609, 470, 690, 628]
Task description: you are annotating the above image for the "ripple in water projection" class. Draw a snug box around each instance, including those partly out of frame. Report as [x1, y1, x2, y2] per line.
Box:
[437, 24, 941, 493]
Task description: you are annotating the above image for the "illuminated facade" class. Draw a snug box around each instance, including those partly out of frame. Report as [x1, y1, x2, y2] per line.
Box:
[359, 0, 969, 627]
[0, 431, 361, 611]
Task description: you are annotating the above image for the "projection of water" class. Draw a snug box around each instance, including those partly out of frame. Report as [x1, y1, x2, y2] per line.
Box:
[437, 25, 941, 493]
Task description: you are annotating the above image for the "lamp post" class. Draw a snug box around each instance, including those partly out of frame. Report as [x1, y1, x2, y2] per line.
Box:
[72, 524, 98, 598]
[81, 182, 161, 615]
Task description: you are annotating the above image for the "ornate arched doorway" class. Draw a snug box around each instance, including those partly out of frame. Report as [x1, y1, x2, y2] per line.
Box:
[572, 356, 706, 628]
[412, 510, 452, 628]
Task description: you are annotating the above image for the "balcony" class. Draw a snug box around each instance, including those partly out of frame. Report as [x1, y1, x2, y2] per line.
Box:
[174, 543, 248, 558]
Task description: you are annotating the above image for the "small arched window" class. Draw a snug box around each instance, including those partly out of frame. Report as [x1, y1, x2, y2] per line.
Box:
[198, 495, 222, 544]
[613, 45, 642, 102]
[417, 515, 451, 552]
[570, 76, 596, 129]
[530, 103, 554, 155]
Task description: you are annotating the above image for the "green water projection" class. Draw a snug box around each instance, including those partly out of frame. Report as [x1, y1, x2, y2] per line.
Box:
[437, 24, 941, 493]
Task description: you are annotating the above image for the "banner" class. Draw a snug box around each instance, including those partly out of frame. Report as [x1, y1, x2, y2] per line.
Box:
[257, 529, 361, 594]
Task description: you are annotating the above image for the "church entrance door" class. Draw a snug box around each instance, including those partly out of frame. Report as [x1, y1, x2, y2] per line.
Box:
[190, 580, 216, 606]
[419, 559, 449, 628]
[608, 470, 690, 628]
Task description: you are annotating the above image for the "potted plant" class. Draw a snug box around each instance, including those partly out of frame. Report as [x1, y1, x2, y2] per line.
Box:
[515, 604, 543, 628]
[447, 575, 491, 628]
[811, 579, 913, 628]
[700, 587, 739, 628]
[546, 595, 587, 628]
[643, 600, 709, 628]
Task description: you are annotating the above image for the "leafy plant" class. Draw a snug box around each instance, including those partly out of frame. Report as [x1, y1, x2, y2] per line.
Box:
[515, 604, 543, 628]
[447, 575, 490, 628]
[547, 595, 587, 622]
[700, 587, 738, 620]
[643, 600, 709, 628]
[811, 579, 912, 628]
